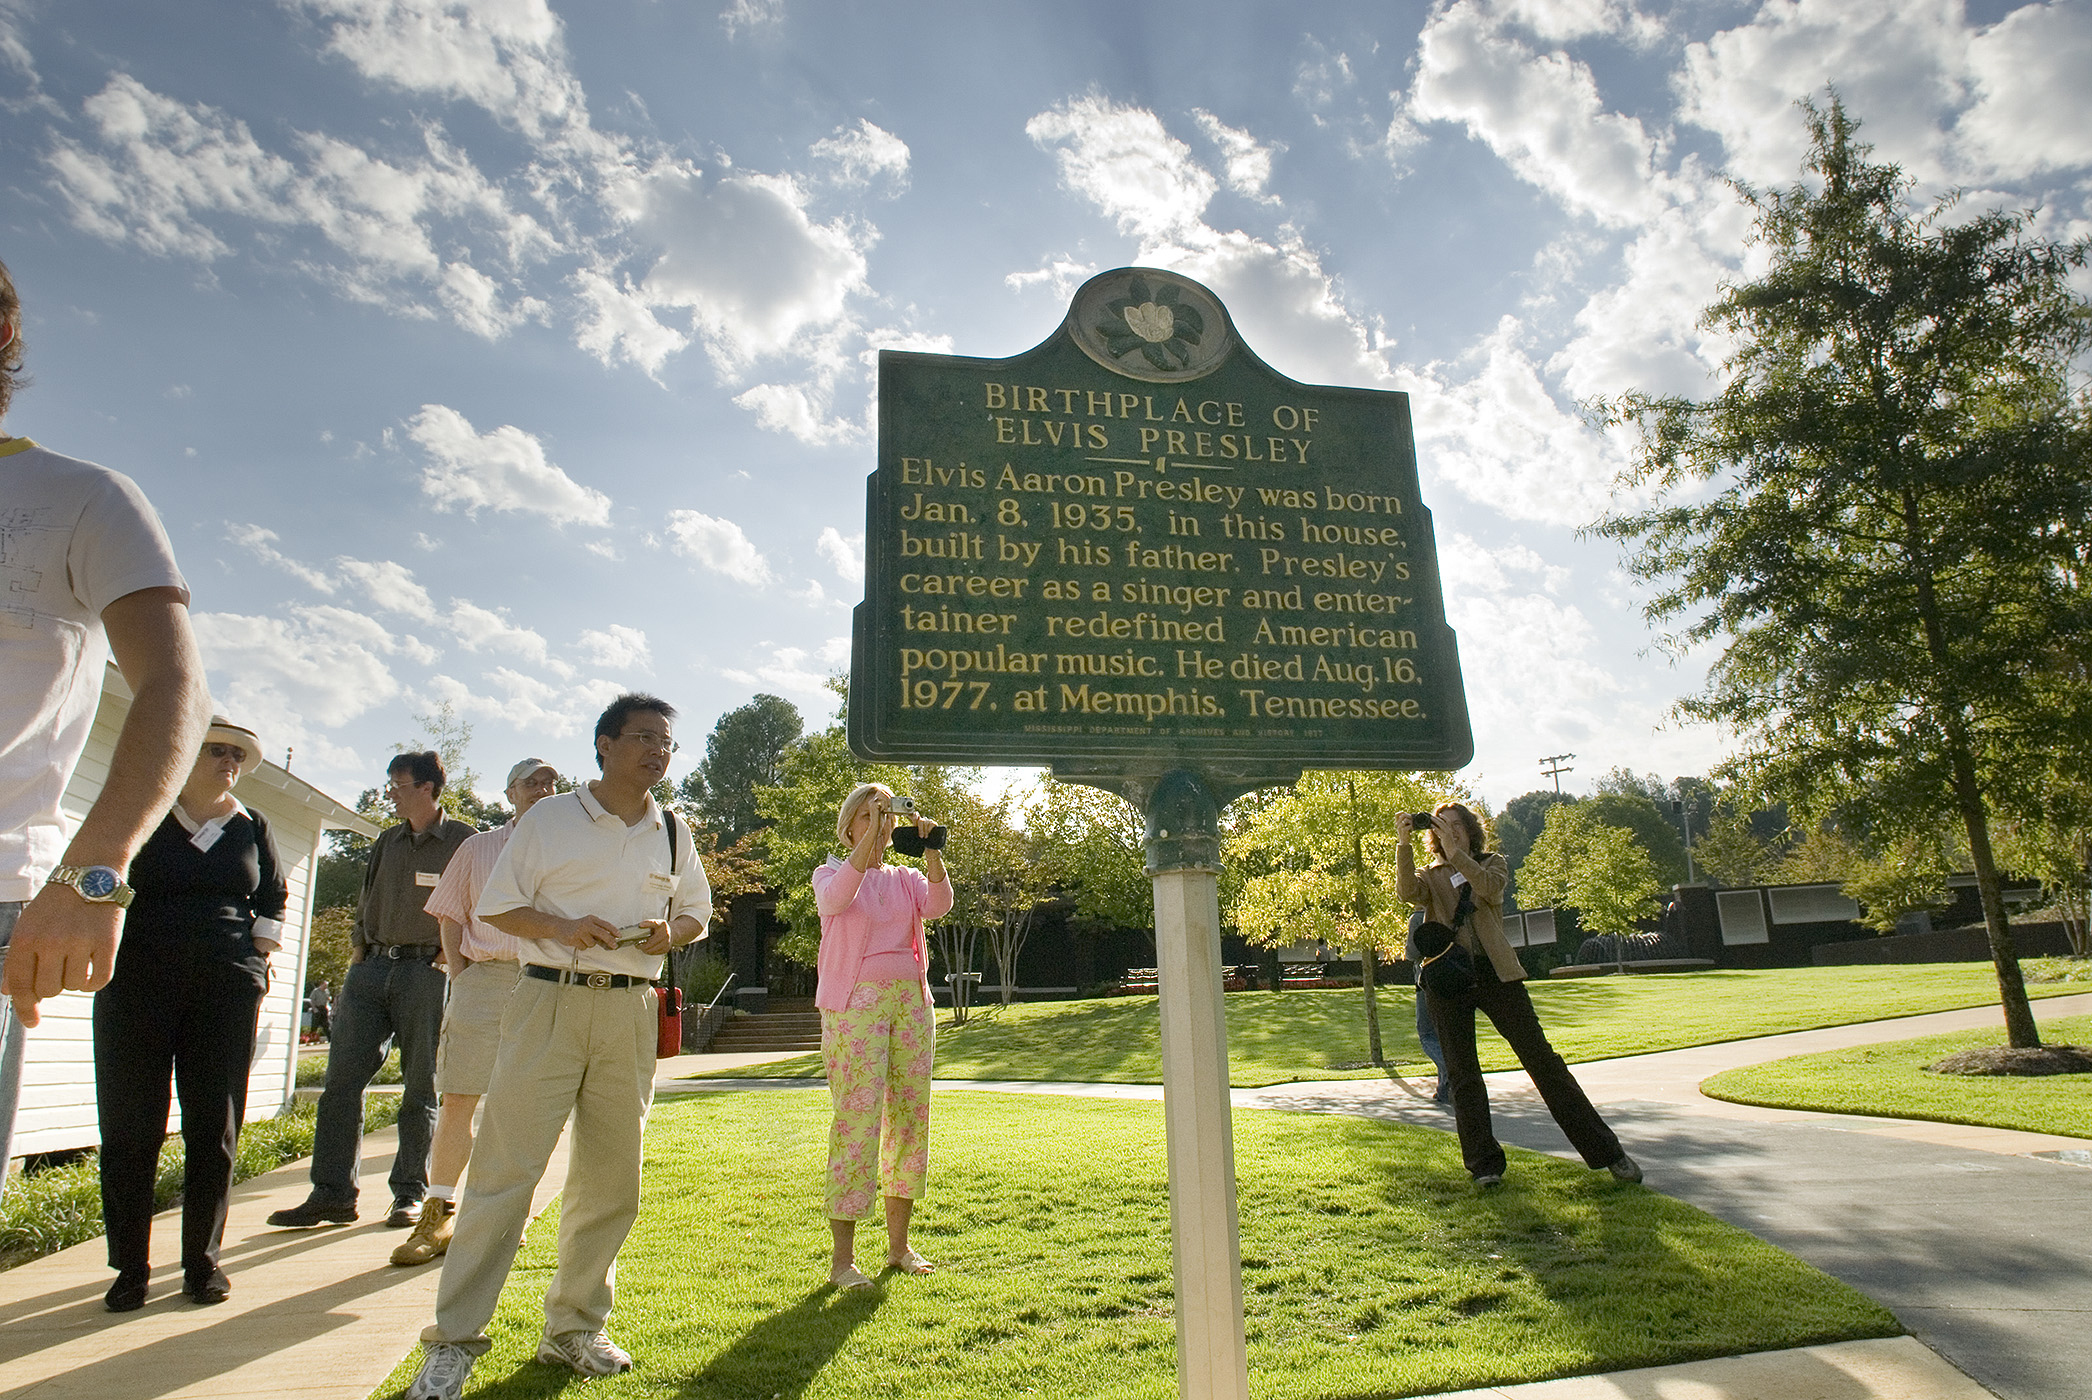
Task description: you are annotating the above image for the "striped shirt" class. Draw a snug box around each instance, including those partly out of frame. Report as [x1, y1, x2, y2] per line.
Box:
[423, 821, 525, 963]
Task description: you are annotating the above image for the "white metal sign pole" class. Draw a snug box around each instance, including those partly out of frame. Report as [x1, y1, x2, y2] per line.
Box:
[1147, 772, 1251, 1400]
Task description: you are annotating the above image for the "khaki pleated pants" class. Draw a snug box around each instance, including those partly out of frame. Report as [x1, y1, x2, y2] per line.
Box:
[422, 975, 656, 1351]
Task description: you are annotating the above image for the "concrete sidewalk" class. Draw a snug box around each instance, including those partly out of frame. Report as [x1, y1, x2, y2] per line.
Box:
[3, 999, 2083, 1399]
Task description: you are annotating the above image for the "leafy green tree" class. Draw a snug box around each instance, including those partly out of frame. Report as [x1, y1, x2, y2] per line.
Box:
[752, 690, 910, 969]
[1516, 804, 1662, 939]
[1593, 100, 2092, 1047]
[1584, 791, 1689, 890]
[1225, 771, 1456, 1065]
[1028, 777, 1152, 934]
[1496, 789, 1575, 907]
[1691, 808, 1783, 888]
[679, 693, 802, 846]
[1996, 790, 2091, 957]
[304, 905, 353, 995]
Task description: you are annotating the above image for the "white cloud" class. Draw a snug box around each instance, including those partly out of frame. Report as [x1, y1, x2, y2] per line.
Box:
[721, 636, 849, 699]
[1401, 316, 1631, 528]
[1960, 3, 2092, 179]
[570, 265, 690, 376]
[577, 624, 650, 670]
[192, 604, 419, 782]
[811, 118, 910, 190]
[46, 74, 552, 334]
[405, 403, 612, 526]
[428, 667, 620, 737]
[227, 523, 336, 593]
[816, 526, 863, 583]
[667, 510, 773, 586]
[1024, 96, 1393, 389]
[720, 0, 785, 38]
[1676, 0, 1967, 190]
[618, 161, 873, 370]
[287, 0, 614, 164]
[1004, 255, 1099, 301]
[448, 599, 568, 678]
[1408, 0, 1670, 227]
[1027, 96, 1218, 242]
[1192, 110, 1282, 203]
[334, 555, 438, 620]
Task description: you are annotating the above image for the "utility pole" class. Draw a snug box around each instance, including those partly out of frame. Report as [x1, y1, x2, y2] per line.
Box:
[1671, 798, 1697, 884]
[1539, 753, 1575, 794]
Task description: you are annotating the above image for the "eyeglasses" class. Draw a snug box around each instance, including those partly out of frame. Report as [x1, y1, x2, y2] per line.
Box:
[616, 731, 678, 754]
[514, 773, 558, 792]
[204, 742, 248, 763]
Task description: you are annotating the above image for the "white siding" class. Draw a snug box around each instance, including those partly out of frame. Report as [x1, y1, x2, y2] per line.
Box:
[11, 671, 370, 1160]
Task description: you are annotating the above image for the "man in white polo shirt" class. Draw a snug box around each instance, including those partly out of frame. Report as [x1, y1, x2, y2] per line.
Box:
[406, 695, 710, 1400]
[392, 757, 560, 1267]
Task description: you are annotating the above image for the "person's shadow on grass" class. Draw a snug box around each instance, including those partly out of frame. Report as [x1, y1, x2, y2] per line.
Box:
[673, 1281, 885, 1400]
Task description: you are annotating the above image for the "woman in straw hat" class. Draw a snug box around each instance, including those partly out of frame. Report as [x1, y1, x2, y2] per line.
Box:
[95, 717, 287, 1312]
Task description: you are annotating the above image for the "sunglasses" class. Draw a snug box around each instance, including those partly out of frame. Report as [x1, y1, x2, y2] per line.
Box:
[204, 742, 249, 763]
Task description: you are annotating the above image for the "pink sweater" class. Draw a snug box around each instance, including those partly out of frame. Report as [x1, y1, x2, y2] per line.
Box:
[811, 856, 954, 1011]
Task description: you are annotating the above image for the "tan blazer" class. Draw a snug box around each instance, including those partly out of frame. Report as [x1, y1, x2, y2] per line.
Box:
[1398, 848, 1522, 983]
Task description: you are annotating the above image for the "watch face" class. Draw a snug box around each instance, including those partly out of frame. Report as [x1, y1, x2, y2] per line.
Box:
[79, 866, 120, 899]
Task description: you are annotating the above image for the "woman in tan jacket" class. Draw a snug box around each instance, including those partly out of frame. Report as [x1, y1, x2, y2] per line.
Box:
[1397, 803, 1641, 1190]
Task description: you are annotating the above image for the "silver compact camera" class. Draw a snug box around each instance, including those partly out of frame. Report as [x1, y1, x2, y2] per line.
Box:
[892, 795, 918, 813]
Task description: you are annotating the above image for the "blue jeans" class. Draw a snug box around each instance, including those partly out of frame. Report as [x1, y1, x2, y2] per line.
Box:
[0, 903, 22, 1176]
[309, 953, 445, 1205]
[1415, 984, 1450, 1098]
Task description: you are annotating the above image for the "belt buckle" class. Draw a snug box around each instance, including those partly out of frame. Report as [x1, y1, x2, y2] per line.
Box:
[384, 946, 402, 960]
[585, 972, 612, 990]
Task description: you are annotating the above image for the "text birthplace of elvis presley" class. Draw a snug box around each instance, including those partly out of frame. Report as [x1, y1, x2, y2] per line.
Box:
[851, 267, 1473, 770]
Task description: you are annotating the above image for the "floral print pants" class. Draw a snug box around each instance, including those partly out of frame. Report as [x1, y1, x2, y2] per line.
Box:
[821, 978, 934, 1220]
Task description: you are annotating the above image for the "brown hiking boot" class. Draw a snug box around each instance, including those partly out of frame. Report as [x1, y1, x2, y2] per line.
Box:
[390, 1198, 454, 1266]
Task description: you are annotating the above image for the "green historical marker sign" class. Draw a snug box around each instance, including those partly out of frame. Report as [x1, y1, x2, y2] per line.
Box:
[850, 266, 1471, 770]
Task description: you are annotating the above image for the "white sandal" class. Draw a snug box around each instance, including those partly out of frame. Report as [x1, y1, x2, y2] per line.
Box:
[828, 1262, 873, 1290]
[887, 1249, 935, 1275]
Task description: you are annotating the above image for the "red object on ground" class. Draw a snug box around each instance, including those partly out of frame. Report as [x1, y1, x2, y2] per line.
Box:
[656, 984, 684, 1058]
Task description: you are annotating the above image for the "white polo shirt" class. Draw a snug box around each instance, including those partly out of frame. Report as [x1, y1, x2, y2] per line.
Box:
[474, 784, 711, 979]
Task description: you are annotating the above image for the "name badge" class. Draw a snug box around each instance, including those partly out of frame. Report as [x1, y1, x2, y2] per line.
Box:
[190, 825, 224, 853]
[645, 870, 676, 896]
[415, 870, 440, 887]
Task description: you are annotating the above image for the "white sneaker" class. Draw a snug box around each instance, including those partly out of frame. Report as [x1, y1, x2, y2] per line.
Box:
[405, 1342, 475, 1400]
[537, 1329, 633, 1377]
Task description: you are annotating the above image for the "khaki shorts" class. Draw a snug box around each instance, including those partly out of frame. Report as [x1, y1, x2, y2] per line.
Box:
[435, 959, 523, 1095]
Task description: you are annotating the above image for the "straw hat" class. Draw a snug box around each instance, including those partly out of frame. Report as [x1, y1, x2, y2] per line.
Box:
[204, 716, 266, 770]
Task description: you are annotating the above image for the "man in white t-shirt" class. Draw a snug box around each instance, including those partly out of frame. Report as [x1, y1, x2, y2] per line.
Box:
[0, 258, 212, 1173]
[404, 694, 710, 1400]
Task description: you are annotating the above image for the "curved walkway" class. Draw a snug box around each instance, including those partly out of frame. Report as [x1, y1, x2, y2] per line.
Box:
[0, 999, 2082, 1400]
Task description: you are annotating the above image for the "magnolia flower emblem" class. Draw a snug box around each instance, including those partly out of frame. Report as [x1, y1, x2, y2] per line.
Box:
[1095, 275, 1205, 373]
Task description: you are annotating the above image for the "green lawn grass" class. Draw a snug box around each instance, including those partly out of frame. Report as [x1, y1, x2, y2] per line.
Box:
[1701, 1014, 2092, 1139]
[376, 1091, 1896, 1399]
[693, 964, 2088, 1088]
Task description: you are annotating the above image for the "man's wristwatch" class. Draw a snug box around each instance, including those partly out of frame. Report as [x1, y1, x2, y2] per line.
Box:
[47, 864, 136, 909]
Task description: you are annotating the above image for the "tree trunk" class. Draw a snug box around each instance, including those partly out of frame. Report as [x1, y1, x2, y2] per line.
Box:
[1360, 945, 1383, 1066]
[1947, 733, 2041, 1047]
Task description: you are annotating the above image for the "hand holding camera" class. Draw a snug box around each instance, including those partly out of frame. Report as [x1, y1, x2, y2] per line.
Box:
[889, 797, 947, 857]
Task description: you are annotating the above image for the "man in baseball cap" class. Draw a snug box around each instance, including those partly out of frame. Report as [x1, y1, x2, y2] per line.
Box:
[390, 758, 559, 1266]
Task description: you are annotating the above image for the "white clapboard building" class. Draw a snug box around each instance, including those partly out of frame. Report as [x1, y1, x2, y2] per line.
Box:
[9, 666, 375, 1161]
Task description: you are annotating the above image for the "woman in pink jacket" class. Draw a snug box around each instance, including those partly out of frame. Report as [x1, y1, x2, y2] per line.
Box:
[813, 782, 952, 1289]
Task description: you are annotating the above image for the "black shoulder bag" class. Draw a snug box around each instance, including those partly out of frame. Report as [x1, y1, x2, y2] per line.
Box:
[1412, 880, 1478, 1000]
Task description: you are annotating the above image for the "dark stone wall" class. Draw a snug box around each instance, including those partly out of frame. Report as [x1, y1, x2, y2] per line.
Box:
[1812, 921, 2077, 966]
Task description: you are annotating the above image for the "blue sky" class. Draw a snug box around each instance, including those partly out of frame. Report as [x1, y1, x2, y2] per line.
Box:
[4, 0, 2087, 811]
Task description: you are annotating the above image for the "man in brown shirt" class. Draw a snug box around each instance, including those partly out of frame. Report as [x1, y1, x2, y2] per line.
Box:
[269, 751, 474, 1228]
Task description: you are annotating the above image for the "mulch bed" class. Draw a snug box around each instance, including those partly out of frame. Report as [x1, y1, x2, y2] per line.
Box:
[1926, 1044, 2092, 1077]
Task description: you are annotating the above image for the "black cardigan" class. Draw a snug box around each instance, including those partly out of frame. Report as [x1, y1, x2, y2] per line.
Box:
[121, 806, 289, 956]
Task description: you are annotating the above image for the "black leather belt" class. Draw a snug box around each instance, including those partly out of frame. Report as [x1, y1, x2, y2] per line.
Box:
[523, 964, 647, 990]
[374, 943, 441, 960]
